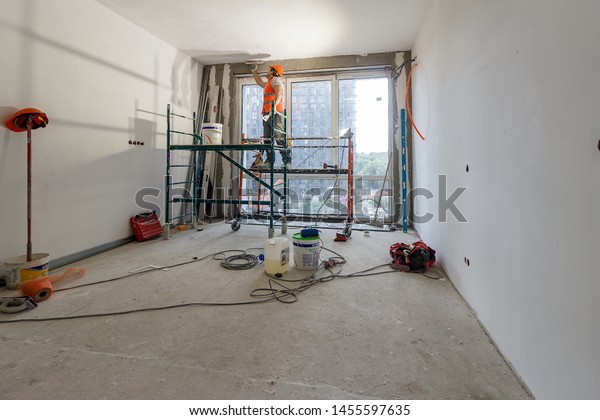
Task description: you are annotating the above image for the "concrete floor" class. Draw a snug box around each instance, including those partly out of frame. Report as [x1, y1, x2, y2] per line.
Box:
[0, 222, 531, 399]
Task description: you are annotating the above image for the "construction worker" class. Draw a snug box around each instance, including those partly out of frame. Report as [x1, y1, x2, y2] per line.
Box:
[250, 64, 290, 168]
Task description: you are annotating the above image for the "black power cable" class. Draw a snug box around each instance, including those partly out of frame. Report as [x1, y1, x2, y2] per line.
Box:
[0, 245, 441, 324]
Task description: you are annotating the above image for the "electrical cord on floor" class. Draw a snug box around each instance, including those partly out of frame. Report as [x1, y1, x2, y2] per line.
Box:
[221, 253, 260, 270]
[0, 248, 267, 324]
[54, 249, 249, 292]
[251, 261, 395, 305]
[0, 296, 282, 324]
[0, 245, 441, 324]
[249, 245, 401, 304]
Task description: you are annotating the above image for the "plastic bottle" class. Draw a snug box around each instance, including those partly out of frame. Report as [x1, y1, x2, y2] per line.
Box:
[263, 237, 290, 276]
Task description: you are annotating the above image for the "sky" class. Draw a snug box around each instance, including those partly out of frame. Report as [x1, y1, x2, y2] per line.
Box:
[355, 78, 389, 154]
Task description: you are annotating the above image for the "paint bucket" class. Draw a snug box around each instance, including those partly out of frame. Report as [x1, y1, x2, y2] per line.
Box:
[201, 123, 223, 145]
[292, 233, 321, 271]
[4, 253, 51, 290]
[264, 237, 290, 276]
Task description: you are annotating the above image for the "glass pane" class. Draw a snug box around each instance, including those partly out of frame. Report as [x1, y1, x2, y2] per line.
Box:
[242, 84, 263, 139]
[339, 78, 389, 176]
[239, 76, 392, 222]
[290, 80, 332, 169]
[240, 176, 353, 218]
[241, 84, 263, 166]
[354, 178, 392, 223]
[286, 178, 348, 216]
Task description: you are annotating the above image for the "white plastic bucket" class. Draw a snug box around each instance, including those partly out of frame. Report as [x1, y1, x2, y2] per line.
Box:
[292, 233, 321, 271]
[4, 253, 51, 290]
[264, 237, 290, 276]
[201, 123, 223, 145]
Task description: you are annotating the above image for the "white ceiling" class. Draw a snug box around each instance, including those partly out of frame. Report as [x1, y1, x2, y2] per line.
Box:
[96, 0, 431, 65]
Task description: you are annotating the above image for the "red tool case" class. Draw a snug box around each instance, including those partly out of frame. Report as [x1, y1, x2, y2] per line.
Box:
[130, 212, 162, 241]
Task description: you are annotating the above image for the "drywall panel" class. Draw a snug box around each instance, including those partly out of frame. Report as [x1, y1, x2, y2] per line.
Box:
[412, 0, 600, 398]
[0, 0, 201, 276]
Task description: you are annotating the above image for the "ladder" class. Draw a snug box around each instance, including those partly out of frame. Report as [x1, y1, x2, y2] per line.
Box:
[164, 104, 199, 238]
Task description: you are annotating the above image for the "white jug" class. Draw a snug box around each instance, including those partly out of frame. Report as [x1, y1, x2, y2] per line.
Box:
[264, 237, 290, 276]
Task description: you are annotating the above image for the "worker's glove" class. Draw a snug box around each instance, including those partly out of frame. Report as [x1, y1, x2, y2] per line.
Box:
[262, 114, 270, 122]
[249, 63, 258, 72]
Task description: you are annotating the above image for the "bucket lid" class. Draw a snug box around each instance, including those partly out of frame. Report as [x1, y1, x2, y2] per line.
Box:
[292, 232, 319, 240]
[5, 253, 50, 265]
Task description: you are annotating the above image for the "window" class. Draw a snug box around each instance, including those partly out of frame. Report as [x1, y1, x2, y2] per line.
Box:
[340, 77, 391, 221]
[238, 72, 392, 222]
[291, 80, 332, 170]
[241, 84, 263, 139]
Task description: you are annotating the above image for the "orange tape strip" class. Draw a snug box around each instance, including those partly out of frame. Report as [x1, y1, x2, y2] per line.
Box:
[19, 278, 53, 302]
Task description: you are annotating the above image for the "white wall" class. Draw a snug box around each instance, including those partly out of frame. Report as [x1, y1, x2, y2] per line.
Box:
[412, 0, 600, 398]
[0, 0, 201, 275]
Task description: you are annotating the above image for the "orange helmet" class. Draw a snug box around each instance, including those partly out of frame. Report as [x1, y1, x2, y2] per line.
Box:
[270, 65, 284, 77]
[5, 108, 49, 132]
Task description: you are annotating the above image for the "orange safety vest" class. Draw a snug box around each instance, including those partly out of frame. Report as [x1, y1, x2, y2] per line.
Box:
[262, 79, 284, 114]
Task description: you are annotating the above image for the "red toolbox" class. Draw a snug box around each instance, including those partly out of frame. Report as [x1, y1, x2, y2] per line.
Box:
[130, 212, 162, 241]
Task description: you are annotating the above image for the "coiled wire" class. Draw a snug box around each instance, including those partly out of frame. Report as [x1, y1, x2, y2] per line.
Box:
[220, 253, 260, 270]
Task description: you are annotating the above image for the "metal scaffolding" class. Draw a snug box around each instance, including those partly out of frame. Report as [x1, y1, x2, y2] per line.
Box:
[164, 104, 288, 238]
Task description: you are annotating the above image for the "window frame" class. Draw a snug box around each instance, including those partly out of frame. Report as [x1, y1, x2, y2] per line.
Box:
[235, 69, 394, 223]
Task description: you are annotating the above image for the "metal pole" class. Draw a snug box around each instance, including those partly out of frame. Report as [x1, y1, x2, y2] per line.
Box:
[26, 117, 33, 261]
[191, 111, 197, 229]
[268, 106, 275, 238]
[281, 109, 288, 234]
[237, 140, 244, 219]
[165, 104, 171, 239]
[347, 130, 354, 224]
[401, 109, 408, 233]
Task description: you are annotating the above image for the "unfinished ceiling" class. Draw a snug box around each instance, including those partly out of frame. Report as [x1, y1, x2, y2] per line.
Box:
[96, 0, 431, 65]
